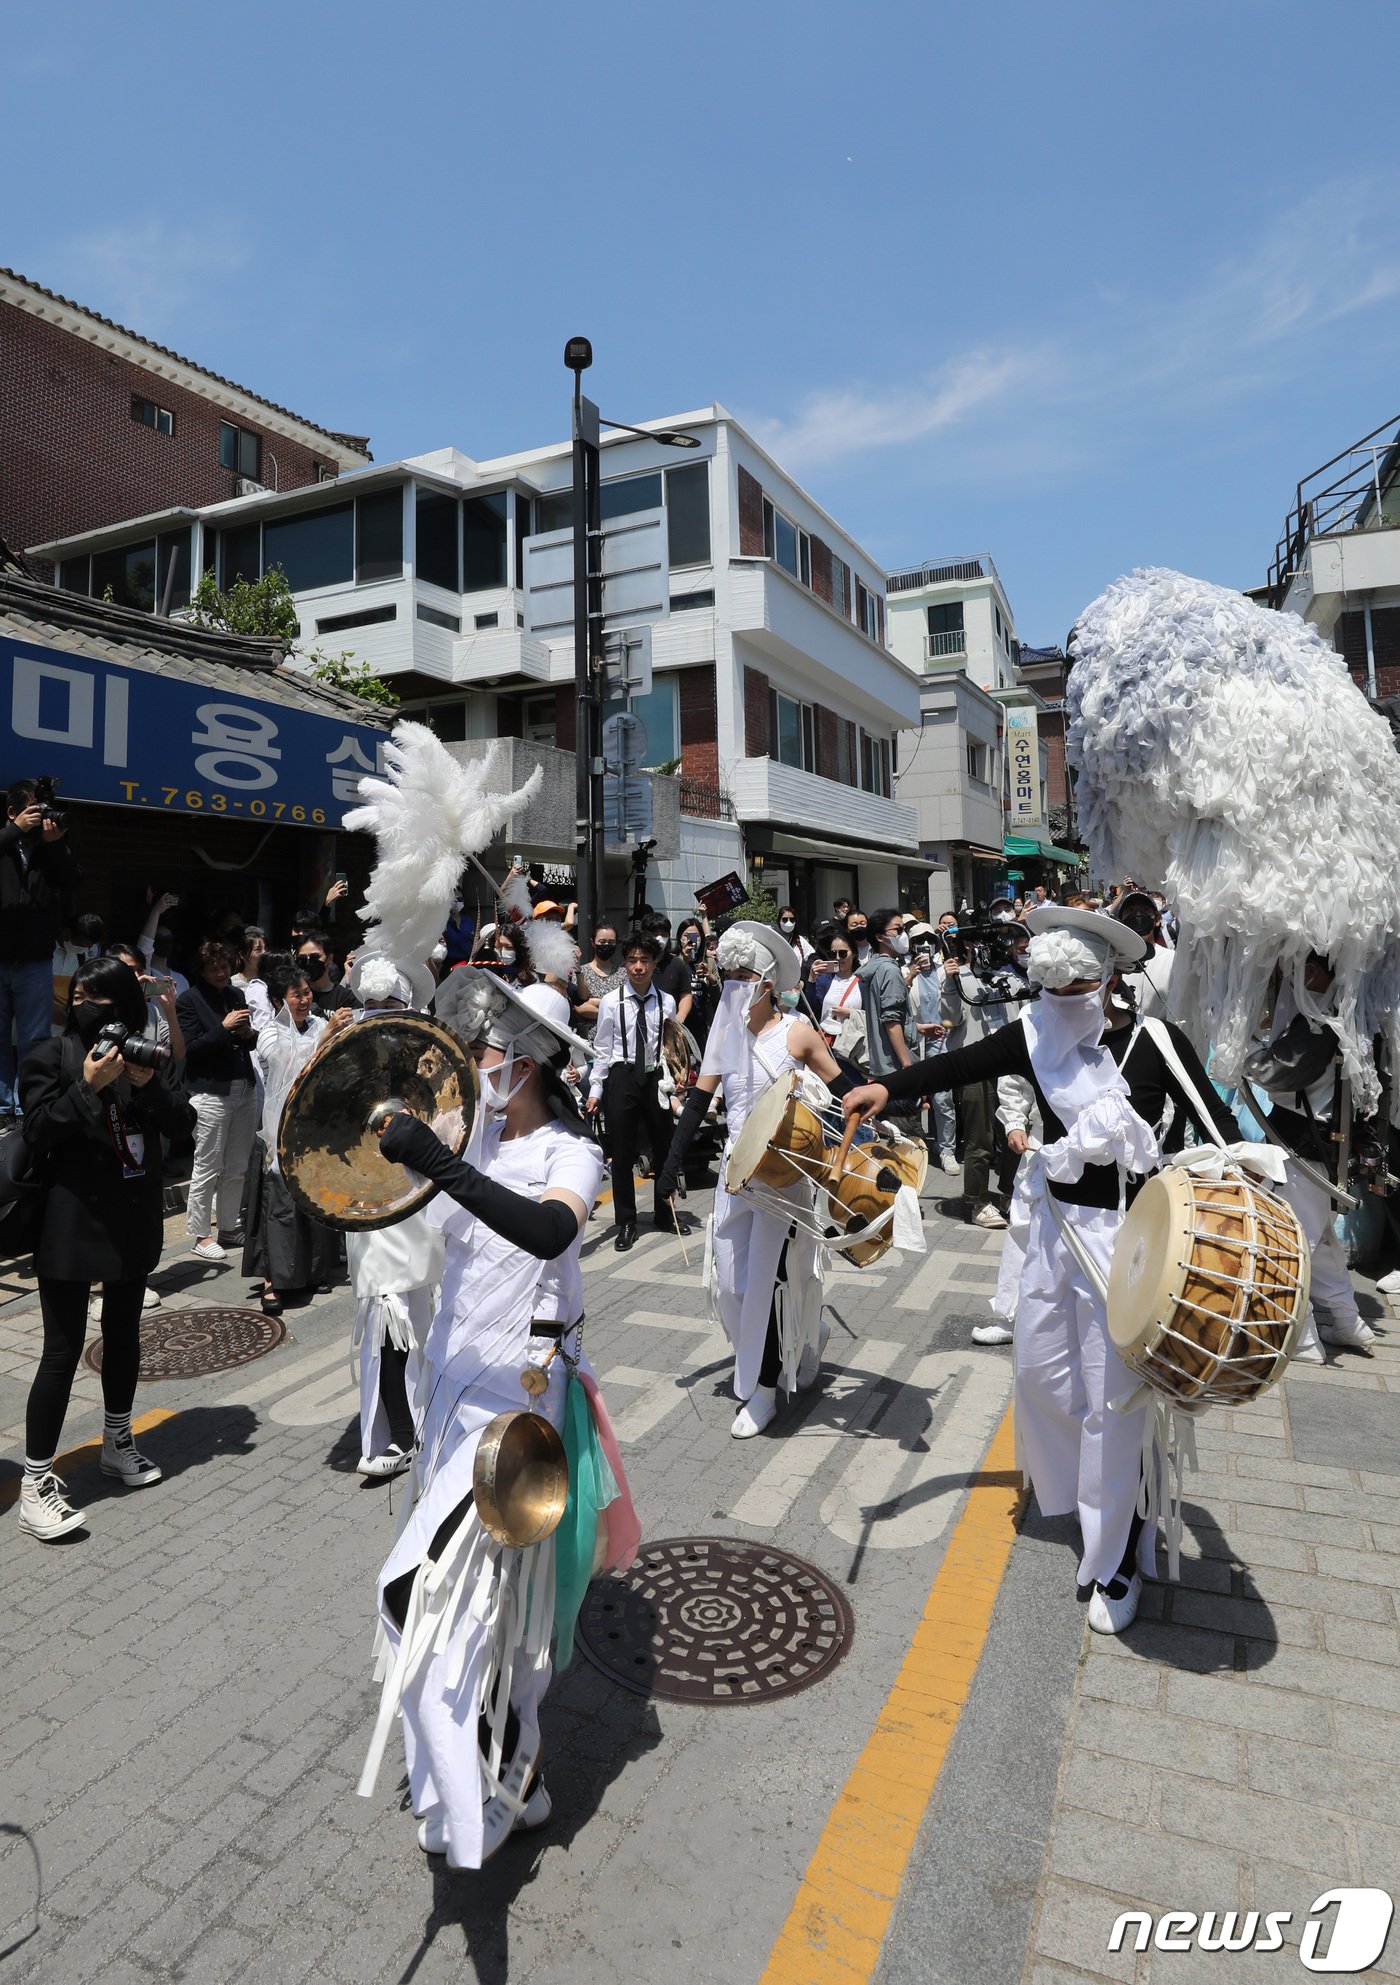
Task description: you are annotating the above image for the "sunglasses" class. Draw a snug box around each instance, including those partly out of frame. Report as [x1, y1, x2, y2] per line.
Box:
[832, 948, 852, 961]
[299, 953, 326, 969]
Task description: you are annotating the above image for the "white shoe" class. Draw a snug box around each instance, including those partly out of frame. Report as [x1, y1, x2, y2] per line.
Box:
[796, 1316, 832, 1391]
[1318, 1315, 1376, 1354]
[142, 1286, 162, 1311]
[514, 1778, 552, 1833]
[940, 1153, 961, 1174]
[731, 1385, 778, 1439]
[100, 1434, 163, 1488]
[416, 1812, 447, 1855]
[18, 1471, 86, 1541]
[1375, 1269, 1400, 1295]
[1088, 1572, 1141, 1636]
[972, 1203, 1007, 1229]
[971, 1321, 1013, 1346]
[356, 1445, 412, 1479]
[191, 1237, 226, 1261]
[1291, 1341, 1326, 1365]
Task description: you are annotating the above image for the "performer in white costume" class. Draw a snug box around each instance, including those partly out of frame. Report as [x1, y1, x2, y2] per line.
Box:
[360, 968, 638, 1869]
[972, 1073, 1039, 1346]
[845, 907, 1240, 1634]
[655, 922, 855, 1439]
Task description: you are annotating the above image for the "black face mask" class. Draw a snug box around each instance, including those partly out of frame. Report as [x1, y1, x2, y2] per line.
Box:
[72, 1003, 114, 1048]
[594, 943, 617, 961]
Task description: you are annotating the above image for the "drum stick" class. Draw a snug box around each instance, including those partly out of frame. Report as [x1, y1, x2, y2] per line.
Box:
[827, 1113, 861, 1183]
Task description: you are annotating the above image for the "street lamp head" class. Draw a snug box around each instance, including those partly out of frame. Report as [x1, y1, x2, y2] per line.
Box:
[655, 429, 702, 450]
[564, 336, 593, 375]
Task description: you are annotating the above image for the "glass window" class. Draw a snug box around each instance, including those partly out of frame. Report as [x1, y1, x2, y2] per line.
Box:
[356, 489, 403, 582]
[799, 532, 811, 588]
[263, 503, 354, 593]
[219, 421, 238, 471]
[773, 510, 799, 578]
[928, 601, 964, 635]
[416, 490, 460, 592]
[521, 692, 556, 746]
[131, 396, 173, 436]
[600, 472, 662, 522]
[156, 530, 191, 612]
[417, 602, 460, 632]
[534, 490, 572, 535]
[238, 428, 261, 480]
[513, 492, 531, 585]
[423, 701, 467, 743]
[315, 603, 396, 634]
[219, 523, 262, 587]
[58, 556, 91, 596]
[603, 675, 678, 765]
[92, 540, 157, 612]
[768, 688, 810, 770]
[666, 462, 710, 567]
[762, 497, 775, 560]
[474, 610, 499, 629]
[462, 492, 507, 591]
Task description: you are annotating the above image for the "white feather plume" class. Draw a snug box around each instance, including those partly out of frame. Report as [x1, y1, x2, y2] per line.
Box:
[1068, 568, 1400, 1114]
[525, 917, 580, 981]
[343, 723, 542, 997]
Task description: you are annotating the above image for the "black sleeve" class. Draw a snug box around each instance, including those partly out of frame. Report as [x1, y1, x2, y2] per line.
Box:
[1159, 1023, 1242, 1145]
[881, 1023, 1029, 1102]
[379, 1112, 579, 1258]
[17, 1042, 106, 1155]
[656, 1086, 712, 1198]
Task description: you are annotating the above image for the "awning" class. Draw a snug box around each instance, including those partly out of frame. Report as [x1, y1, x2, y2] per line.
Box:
[757, 828, 938, 872]
[1004, 833, 1083, 865]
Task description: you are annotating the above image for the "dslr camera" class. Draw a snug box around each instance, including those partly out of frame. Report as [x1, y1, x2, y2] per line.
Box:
[94, 1020, 171, 1071]
[939, 921, 1034, 1004]
[32, 775, 67, 831]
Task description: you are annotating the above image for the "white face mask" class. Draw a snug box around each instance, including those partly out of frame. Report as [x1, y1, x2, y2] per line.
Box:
[481, 1046, 531, 1112]
[496, 946, 516, 966]
[887, 931, 910, 958]
[1040, 985, 1107, 1053]
[778, 919, 796, 935]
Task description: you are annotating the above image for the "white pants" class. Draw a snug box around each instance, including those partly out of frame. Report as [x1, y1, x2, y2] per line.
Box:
[1277, 1164, 1360, 1355]
[356, 1289, 432, 1461]
[990, 1156, 1035, 1323]
[1013, 1194, 1150, 1589]
[710, 1172, 821, 1400]
[185, 1082, 257, 1238]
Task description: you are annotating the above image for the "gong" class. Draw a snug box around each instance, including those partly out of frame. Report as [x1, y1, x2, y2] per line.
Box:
[278, 1011, 478, 1230]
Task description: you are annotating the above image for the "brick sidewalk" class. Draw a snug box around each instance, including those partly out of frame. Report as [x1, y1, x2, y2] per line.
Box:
[1024, 1293, 1400, 1982]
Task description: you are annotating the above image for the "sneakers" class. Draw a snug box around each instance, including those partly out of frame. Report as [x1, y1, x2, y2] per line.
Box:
[142, 1286, 161, 1312]
[418, 1779, 553, 1860]
[971, 1321, 1014, 1346]
[940, 1153, 961, 1174]
[18, 1471, 86, 1541]
[218, 1228, 246, 1248]
[191, 1237, 226, 1261]
[1318, 1315, 1376, 1355]
[1376, 1268, 1400, 1296]
[356, 1445, 412, 1480]
[971, 1203, 1007, 1229]
[1088, 1572, 1142, 1635]
[731, 1385, 778, 1439]
[100, 1434, 163, 1488]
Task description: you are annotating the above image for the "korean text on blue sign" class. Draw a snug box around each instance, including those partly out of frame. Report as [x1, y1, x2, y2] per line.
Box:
[0, 636, 386, 828]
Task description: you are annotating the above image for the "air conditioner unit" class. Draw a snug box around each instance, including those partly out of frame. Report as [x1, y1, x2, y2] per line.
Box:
[236, 476, 266, 497]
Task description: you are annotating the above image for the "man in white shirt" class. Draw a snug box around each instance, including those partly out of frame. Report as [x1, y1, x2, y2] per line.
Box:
[586, 932, 679, 1251]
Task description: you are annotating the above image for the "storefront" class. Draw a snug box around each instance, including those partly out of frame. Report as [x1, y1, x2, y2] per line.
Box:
[0, 573, 389, 953]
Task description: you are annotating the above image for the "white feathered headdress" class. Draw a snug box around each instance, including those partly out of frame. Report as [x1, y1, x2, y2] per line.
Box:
[343, 723, 542, 1009]
[1068, 568, 1400, 1115]
[495, 871, 580, 984]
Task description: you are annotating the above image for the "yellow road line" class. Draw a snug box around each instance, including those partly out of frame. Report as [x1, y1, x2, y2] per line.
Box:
[760, 1403, 1025, 1985]
[0, 1407, 176, 1510]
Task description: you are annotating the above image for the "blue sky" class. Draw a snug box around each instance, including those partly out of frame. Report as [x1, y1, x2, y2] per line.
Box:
[7, 1, 1399, 643]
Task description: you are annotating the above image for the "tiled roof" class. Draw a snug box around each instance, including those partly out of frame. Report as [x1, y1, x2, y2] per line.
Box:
[1, 267, 371, 459]
[0, 568, 389, 727]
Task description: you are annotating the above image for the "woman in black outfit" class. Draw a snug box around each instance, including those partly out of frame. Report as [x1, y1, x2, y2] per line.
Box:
[176, 939, 258, 1261]
[17, 956, 192, 1542]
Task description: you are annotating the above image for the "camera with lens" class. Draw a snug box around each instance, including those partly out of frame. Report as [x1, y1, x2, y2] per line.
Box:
[32, 775, 67, 831]
[94, 1020, 172, 1071]
[940, 921, 1034, 1003]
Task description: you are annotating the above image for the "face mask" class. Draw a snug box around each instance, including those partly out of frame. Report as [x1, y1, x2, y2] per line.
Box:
[72, 1002, 114, 1048]
[497, 947, 516, 966]
[1040, 985, 1108, 1052]
[481, 1046, 531, 1112]
[778, 920, 796, 935]
[849, 929, 868, 947]
[594, 942, 617, 961]
[888, 932, 910, 958]
[778, 988, 800, 1010]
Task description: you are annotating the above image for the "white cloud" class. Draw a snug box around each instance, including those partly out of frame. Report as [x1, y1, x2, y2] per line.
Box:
[46, 217, 253, 339]
[749, 350, 1042, 471]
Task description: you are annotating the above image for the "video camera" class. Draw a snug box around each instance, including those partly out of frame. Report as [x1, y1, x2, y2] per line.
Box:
[32, 775, 67, 831]
[94, 1021, 172, 1072]
[937, 921, 1034, 1004]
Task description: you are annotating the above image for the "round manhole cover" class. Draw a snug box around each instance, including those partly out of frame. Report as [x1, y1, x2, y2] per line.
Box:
[82, 1307, 286, 1380]
[576, 1536, 853, 1705]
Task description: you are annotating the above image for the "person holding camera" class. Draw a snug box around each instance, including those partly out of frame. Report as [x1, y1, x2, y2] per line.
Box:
[17, 957, 192, 1541]
[177, 939, 259, 1261]
[0, 779, 81, 1127]
[939, 907, 1036, 1227]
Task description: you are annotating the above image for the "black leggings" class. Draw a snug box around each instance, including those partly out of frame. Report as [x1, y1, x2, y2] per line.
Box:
[378, 1342, 416, 1451]
[757, 1237, 792, 1389]
[26, 1277, 146, 1460]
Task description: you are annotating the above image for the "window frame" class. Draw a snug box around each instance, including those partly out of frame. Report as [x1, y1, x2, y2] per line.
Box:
[767, 686, 816, 773]
[130, 395, 174, 437]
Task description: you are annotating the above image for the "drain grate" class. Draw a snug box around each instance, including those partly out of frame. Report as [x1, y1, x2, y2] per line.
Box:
[576, 1536, 853, 1705]
[83, 1307, 286, 1380]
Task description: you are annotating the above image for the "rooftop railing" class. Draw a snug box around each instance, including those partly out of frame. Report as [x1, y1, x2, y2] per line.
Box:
[887, 552, 1000, 594]
[1268, 413, 1400, 607]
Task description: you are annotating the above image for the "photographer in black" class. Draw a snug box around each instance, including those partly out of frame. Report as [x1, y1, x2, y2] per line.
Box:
[17, 956, 192, 1542]
[938, 905, 1036, 1228]
[0, 778, 80, 1128]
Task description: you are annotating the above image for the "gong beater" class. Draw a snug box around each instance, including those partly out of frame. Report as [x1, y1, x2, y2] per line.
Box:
[278, 1010, 478, 1230]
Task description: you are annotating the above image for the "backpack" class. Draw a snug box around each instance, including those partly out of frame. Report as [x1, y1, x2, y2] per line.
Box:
[0, 1125, 44, 1262]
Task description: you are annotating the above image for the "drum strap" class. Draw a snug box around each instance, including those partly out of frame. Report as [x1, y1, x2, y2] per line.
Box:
[1139, 1018, 1229, 1150]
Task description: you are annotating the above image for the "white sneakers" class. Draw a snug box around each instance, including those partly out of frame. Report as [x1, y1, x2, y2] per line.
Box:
[971, 1203, 1007, 1230]
[940, 1153, 961, 1174]
[731, 1385, 778, 1439]
[191, 1237, 226, 1261]
[88, 1287, 162, 1322]
[1318, 1315, 1376, 1355]
[971, 1322, 1014, 1346]
[1375, 1268, 1400, 1296]
[1088, 1572, 1141, 1636]
[417, 1779, 552, 1860]
[100, 1434, 163, 1488]
[357, 1445, 412, 1480]
[18, 1472, 85, 1541]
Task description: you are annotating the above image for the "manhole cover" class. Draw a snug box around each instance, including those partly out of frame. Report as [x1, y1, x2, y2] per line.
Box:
[576, 1536, 853, 1704]
[82, 1307, 286, 1380]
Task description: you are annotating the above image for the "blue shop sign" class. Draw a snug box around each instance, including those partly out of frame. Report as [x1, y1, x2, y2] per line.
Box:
[0, 634, 386, 829]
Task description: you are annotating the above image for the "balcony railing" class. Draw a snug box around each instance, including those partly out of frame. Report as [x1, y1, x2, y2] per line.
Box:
[888, 552, 1000, 595]
[1268, 413, 1400, 607]
[924, 629, 967, 661]
[679, 774, 734, 820]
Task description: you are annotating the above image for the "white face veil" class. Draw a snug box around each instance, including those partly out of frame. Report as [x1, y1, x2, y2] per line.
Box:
[700, 928, 781, 1081]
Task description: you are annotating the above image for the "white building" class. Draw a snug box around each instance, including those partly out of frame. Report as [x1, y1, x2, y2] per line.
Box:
[34, 407, 927, 927]
[886, 551, 1021, 694]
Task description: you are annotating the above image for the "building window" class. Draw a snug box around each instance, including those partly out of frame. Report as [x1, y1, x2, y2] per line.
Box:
[855, 578, 880, 642]
[314, 603, 397, 634]
[600, 472, 662, 522]
[356, 489, 403, 583]
[831, 558, 850, 619]
[534, 489, 573, 535]
[463, 493, 507, 591]
[513, 492, 531, 585]
[417, 602, 460, 632]
[604, 675, 679, 765]
[967, 740, 987, 783]
[218, 522, 262, 589]
[92, 541, 156, 612]
[666, 462, 711, 566]
[416, 489, 460, 592]
[59, 555, 91, 596]
[262, 502, 354, 593]
[860, 731, 890, 797]
[473, 610, 499, 630]
[522, 692, 556, 746]
[762, 497, 801, 579]
[130, 395, 173, 436]
[768, 688, 815, 772]
[995, 604, 1004, 641]
[671, 588, 715, 611]
[219, 420, 262, 481]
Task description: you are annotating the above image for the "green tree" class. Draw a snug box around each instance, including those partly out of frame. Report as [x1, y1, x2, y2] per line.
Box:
[187, 565, 302, 645]
[715, 882, 778, 932]
[304, 650, 399, 709]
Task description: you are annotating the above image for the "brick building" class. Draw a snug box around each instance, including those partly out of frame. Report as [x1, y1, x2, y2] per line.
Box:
[1, 267, 370, 586]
